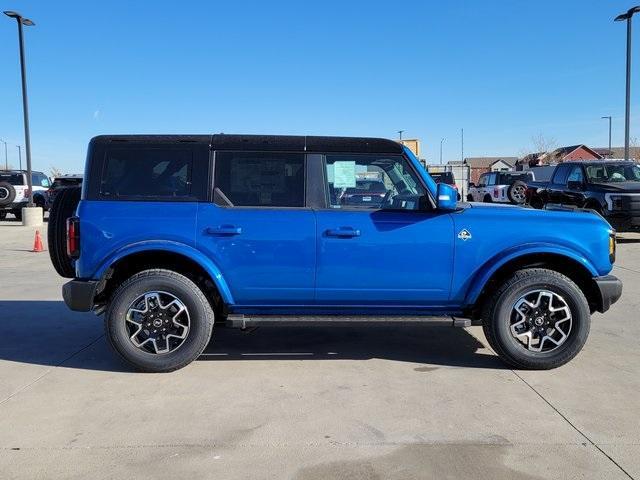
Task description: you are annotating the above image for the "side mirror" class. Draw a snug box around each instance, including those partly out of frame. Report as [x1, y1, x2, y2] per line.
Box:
[437, 183, 458, 211]
[567, 180, 584, 191]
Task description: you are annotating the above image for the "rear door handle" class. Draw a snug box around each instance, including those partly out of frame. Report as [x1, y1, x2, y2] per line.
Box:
[206, 225, 242, 236]
[325, 227, 361, 238]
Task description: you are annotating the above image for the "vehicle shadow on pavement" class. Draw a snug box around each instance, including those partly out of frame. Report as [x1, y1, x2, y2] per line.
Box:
[202, 323, 506, 369]
[0, 301, 506, 371]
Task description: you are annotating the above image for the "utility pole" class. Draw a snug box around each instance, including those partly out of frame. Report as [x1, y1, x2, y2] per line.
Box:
[398, 130, 404, 141]
[0, 139, 7, 170]
[440, 138, 445, 165]
[461, 128, 464, 162]
[601, 116, 612, 157]
[615, 6, 640, 161]
[17, 145, 22, 170]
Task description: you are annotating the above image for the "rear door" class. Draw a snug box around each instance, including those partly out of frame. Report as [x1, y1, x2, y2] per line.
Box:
[315, 153, 454, 306]
[563, 165, 587, 207]
[548, 164, 571, 204]
[197, 151, 316, 306]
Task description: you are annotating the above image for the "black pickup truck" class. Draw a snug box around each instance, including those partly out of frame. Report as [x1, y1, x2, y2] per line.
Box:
[525, 160, 640, 231]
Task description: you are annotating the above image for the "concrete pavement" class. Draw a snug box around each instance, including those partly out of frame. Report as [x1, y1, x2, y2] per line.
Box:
[1, 219, 638, 479]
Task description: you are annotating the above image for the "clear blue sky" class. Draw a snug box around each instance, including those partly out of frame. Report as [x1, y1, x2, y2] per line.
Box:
[0, 0, 638, 173]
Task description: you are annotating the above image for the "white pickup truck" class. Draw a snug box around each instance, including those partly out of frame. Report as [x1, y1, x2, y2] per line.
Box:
[467, 171, 533, 204]
[0, 170, 50, 220]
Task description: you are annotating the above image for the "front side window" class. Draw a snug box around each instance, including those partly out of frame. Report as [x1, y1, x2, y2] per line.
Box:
[32, 173, 50, 187]
[477, 174, 488, 187]
[214, 151, 305, 207]
[585, 163, 640, 183]
[324, 154, 426, 211]
[101, 148, 192, 198]
[567, 166, 584, 184]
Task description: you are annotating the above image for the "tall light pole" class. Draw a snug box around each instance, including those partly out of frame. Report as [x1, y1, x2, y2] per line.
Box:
[440, 138, 445, 165]
[615, 6, 640, 161]
[16, 145, 22, 170]
[398, 130, 404, 141]
[0, 139, 7, 170]
[461, 128, 464, 162]
[601, 116, 612, 157]
[4, 10, 35, 206]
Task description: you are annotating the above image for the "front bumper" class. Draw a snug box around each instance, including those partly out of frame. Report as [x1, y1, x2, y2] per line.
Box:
[593, 275, 623, 313]
[62, 279, 99, 312]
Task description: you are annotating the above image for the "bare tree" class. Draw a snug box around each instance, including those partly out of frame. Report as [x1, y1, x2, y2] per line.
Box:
[50, 165, 64, 177]
[630, 137, 640, 161]
[530, 133, 557, 155]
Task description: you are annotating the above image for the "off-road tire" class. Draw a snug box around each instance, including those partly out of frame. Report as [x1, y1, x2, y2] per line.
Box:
[0, 181, 16, 206]
[47, 187, 81, 278]
[483, 194, 493, 203]
[105, 269, 215, 373]
[481, 268, 590, 370]
[507, 180, 528, 204]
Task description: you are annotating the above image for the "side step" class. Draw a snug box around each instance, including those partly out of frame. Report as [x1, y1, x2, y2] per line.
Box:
[225, 314, 471, 329]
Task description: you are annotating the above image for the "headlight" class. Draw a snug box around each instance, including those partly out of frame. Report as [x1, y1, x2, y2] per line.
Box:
[609, 232, 616, 263]
[609, 195, 624, 211]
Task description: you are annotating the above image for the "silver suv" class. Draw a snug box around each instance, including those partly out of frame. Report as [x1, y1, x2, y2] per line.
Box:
[0, 170, 50, 220]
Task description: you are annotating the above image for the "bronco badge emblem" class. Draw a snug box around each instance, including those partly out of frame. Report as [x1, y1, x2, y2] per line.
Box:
[458, 229, 472, 241]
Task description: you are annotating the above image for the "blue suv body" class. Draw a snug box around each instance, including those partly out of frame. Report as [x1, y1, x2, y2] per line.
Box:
[54, 135, 622, 372]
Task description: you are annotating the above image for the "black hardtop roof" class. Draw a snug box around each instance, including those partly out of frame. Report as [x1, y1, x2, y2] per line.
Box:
[563, 160, 638, 166]
[90, 134, 403, 154]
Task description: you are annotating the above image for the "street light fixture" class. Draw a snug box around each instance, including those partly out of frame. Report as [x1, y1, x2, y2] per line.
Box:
[440, 138, 445, 165]
[4, 10, 36, 209]
[614, 6, 640, 161]
[601, 116, 612, 157]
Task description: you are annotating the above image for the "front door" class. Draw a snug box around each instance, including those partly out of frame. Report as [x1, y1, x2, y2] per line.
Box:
[197, 150, 315, 306]
[315, 153, 454, 307]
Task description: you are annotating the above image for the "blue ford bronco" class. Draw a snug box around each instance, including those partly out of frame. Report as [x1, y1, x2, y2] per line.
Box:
[49, 134, 622, 372]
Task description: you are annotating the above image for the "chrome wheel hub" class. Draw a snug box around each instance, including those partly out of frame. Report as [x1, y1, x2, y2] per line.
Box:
[510, 290, 572, 353]
[512, 185, 525, 202]
[125, 291, 190, 354]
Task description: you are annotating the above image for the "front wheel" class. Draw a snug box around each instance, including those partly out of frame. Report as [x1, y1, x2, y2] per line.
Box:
[482, 268, 590, 370]
[105, 269, 214, 372]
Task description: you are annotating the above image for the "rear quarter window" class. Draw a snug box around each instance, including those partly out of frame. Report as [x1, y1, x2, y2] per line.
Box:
[100, 148, 193, 199]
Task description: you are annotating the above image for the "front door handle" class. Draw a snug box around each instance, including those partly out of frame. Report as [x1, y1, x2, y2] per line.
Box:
[206, 225, 242, 236]
[325, 227, 361, 238]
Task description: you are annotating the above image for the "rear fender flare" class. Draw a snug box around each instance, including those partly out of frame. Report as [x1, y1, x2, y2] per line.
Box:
[93, 241, 234, 304]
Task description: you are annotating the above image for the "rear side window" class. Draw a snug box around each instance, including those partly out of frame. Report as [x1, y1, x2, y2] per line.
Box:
[0, 173, 24, 185]
[552, 164, 570, 185]
[214, 151, 305, 207]
[101, 148, 192, 199]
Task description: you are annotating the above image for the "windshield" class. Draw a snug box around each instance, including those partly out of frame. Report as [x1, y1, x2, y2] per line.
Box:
[585, 163, 640, 183]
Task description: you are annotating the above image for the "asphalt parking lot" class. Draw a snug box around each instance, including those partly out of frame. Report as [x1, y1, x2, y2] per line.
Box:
[1, 219, 639, 480]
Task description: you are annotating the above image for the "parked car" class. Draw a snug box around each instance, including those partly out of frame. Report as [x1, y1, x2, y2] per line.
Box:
[0, 170, 50, 220]
[46, 174, 83, 209]
[52, 134, 621, 372]
[525, 160, 640, 231]
[339, 180, 387, 207]
[467, 171, 533, 204]
[429, 171, 461, 200]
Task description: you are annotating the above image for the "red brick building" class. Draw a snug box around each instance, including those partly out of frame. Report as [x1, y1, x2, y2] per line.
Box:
[520, 145, 602, 168]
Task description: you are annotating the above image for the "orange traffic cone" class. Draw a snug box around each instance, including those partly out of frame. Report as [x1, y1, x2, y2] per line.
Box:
[33, 230, 44, 253]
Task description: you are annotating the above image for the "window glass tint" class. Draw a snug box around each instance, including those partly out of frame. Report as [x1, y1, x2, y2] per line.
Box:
[214, 152, 305, 207]
[0, 173, 24, 185]
[325, 154, 426, 211]
[101, 149, 192, 198]
[52, 177, 82, 188]
[32, 173, 50, 187]
[496, 172, 530, 185]
[585, 163, 640, 183]
[477, 175, 487, 187]
[486, 173, 497, 186]
[552, 164, 570, 185]
[567, 166, 584, 183]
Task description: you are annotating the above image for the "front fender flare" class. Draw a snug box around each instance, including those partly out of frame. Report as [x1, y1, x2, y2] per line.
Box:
[93, 240, 234, 305]
[464, 243, 599, 306]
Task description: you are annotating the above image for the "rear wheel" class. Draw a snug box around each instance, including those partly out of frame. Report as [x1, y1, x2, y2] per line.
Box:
[508, 181, 527, 204]
[105, 269, 215, 372]
[483, 194, 493, 203]
[47, 187, 81, 278]
[482, 268, 590, 370]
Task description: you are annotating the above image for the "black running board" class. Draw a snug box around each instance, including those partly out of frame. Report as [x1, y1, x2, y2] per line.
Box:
[225, 314, 471, 329]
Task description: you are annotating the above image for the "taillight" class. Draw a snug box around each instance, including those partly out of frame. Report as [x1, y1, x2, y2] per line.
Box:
[66, 216, 80, 259]
[24, 188, 30, 198]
